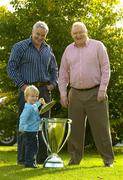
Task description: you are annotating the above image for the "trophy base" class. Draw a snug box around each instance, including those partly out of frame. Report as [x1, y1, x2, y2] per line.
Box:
[43, 154, 64, 168]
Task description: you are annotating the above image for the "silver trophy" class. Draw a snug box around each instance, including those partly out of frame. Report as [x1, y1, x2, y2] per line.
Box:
[41, 118, 72, 168]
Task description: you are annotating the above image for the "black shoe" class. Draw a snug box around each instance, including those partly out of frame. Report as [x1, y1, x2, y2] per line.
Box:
[104, 163, 113, 167]
[25, 164, 37, 168]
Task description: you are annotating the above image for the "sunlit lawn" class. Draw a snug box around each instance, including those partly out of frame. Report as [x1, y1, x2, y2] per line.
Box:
[0, 146, 123, 180]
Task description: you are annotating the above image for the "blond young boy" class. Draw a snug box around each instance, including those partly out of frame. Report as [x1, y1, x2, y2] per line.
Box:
[19, 85, 45, 168]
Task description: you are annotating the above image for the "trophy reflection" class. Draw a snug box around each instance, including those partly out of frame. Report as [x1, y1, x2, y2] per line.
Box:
[41, 118, 72, 168]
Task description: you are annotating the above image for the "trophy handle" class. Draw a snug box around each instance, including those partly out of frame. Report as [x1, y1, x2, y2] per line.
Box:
[58, 120, 71, 153]
[41, 120, 52, 152]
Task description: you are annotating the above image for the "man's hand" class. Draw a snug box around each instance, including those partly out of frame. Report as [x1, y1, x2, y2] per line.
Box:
[97, 90, 107, 102]
[47, 84, 54, 91]
[20, 84, 28, 91]
[60, 96, 68, 108]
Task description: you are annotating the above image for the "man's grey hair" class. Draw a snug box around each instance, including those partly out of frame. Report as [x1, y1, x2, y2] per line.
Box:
[72, 22, 88, 33]
[33, 21, 49, 34]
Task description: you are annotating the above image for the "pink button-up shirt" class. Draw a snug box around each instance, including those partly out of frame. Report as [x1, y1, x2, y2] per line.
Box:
[58, 39, 110, 97]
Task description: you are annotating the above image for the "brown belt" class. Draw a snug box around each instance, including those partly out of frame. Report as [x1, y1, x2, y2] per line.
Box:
[31, 82, 50, 88]
[72, 84, 100, 91]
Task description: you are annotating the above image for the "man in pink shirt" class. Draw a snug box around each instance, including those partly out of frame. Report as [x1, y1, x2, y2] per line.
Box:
[58, 22, 114, 167]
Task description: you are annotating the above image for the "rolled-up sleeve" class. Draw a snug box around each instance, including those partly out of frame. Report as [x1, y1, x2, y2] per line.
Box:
[98, 42, 110, 92]
[7, 44, 25, 88]
[49, 51, 58, 86]
[58, 49, 70, 97]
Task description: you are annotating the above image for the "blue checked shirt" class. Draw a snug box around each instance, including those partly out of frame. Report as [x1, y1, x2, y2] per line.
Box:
[7, 38, 58, 88]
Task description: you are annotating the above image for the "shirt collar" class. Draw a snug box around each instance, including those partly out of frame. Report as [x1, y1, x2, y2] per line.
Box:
[73, 38, 90, 48]
[28, 37, 48, 47]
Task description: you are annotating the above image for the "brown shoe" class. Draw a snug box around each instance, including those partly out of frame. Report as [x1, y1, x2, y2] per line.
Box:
[68, 159, 80, 166]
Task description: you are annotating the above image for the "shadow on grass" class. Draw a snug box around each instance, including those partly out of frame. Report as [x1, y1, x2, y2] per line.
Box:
[0, 163, 104, 179]
[0, 146, 122, 179]
[0, 151, 16, 163]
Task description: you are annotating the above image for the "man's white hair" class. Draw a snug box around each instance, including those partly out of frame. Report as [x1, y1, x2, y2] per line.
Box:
[33, 21, 49, 34]
[72, 22, 88, 33]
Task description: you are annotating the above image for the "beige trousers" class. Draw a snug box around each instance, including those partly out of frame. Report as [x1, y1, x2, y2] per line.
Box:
[68, 87, 114, 164]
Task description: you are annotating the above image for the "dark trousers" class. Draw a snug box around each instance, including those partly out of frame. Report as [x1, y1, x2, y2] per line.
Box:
[68, 87, 114, 164]
[17, 86, 51, 164]
[24, 132, 38, 166]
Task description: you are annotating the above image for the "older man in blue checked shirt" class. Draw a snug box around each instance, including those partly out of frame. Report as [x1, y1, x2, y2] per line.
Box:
[7, 21, 58, 165]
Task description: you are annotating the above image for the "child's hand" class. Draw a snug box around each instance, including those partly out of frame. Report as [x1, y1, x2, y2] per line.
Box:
[39, 98, 46, 105]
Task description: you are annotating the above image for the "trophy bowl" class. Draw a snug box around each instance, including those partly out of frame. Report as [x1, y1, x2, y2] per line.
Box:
[41, 118, 72, 168]
[40, 100, 56, 115]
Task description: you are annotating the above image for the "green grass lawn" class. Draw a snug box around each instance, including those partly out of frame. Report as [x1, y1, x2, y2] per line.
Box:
[0, 146, 123, 180]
